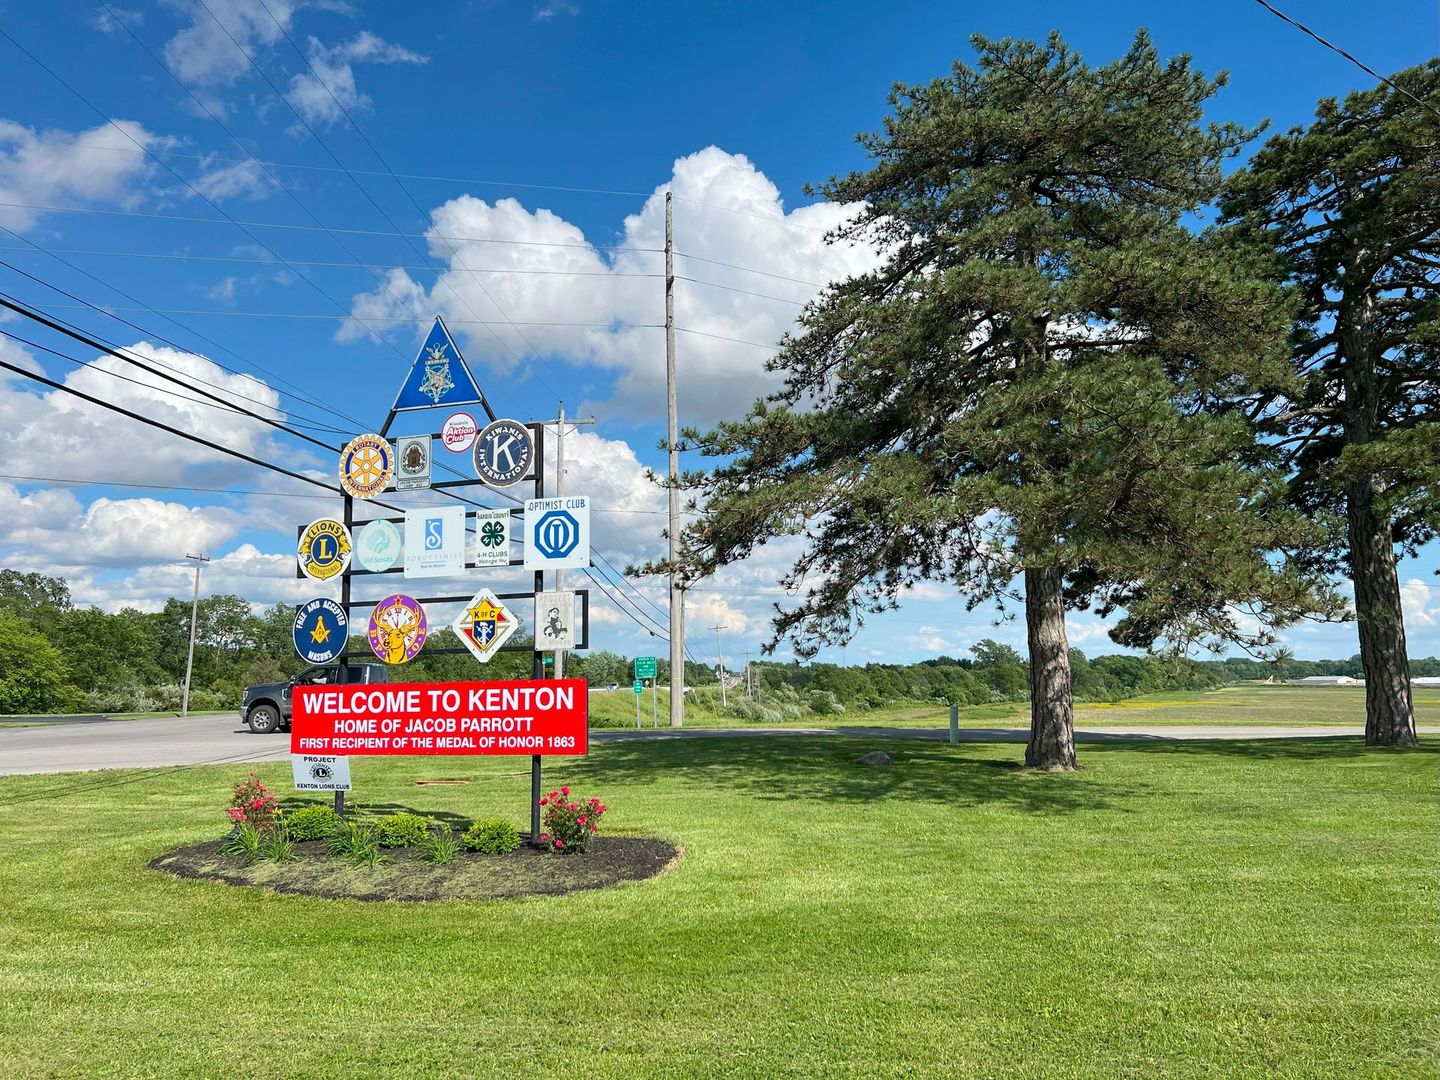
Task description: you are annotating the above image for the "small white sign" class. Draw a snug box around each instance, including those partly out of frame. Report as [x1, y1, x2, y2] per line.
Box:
[395, 435, 432, 491]
[535, 590, 576, 650]
[291, 754, 351, 791]
[405, 505, 466, 578]
[524, 495, 591, 571]
[472, 507, 511, 568]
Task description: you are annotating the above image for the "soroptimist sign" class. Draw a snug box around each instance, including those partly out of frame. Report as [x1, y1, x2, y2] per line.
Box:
[292, 678, 588, 757]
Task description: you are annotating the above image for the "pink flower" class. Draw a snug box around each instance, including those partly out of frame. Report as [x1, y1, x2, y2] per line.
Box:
[539, 797, 548, 806]
[577, 814, 587, 825]
[540, 833, 549, 841]
[589, 824, 597, 832]
[568, 802, 577, 811]
[555, 839, 564, 849]
[560, 786, 569, 796]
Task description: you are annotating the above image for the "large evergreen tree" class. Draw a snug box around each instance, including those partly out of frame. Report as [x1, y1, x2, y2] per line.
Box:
[1222, 63, 1439, 747]
[661, 32, 1333, 769]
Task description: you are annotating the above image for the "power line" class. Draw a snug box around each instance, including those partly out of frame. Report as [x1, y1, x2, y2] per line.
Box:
[0, 473, 335, 501]
[32, 303, 664, 330]
[674, 251, 828, 288]
[0, 25, 417, 368]
[0, 256, 352, 435]
[0, 200, 662, 253]
[676, 275, 810, 306]
[1249, 0, 1440, 120]
[674, 325, 781, 351]
[0, 246, 661, 278]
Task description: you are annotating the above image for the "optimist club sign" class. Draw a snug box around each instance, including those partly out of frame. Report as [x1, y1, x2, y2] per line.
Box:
[292, 678, 588, 757]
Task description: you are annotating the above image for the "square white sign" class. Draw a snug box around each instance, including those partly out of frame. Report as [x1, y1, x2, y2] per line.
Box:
[534, 590, 576, 650]
[291, 754, 351, 791]
[471, 508, 511, 568]
[404, 505, 466, 578]
[523, 496, 590, 571]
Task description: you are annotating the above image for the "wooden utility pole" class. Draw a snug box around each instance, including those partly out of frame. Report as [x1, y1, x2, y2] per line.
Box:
[666, 190, 686, 725]
[540, 401, 594, 678]
[180, 552, 210, 718]
[711, 621, 727, 707]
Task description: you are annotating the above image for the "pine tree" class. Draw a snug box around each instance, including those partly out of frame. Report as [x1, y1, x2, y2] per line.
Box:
[1222, 62, 1439, 747]
[661, 32, 1335, 769]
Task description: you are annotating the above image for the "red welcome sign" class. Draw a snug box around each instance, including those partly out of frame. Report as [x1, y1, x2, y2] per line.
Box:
[292, 678, 588, 756]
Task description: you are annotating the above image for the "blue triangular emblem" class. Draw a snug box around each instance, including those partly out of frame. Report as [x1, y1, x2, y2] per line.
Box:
[391, 317, 489, 413]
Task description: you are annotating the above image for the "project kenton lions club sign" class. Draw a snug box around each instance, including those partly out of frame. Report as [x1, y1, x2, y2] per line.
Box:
[291, 678, 588, 757]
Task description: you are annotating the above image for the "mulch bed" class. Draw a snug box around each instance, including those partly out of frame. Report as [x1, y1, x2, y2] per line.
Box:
[149, 835, 681, 903]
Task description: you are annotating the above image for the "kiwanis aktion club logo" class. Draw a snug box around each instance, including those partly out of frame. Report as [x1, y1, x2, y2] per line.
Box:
[339, 433, 393, 499]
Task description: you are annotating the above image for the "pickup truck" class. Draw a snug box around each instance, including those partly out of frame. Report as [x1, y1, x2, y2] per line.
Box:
[240, 664, 389, 734]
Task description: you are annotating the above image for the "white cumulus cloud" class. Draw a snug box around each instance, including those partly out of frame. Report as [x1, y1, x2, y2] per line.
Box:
[0, 118, 164, 231]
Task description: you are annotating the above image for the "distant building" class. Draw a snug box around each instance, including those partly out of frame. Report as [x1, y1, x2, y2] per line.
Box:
[1294, 675, 1361, 686]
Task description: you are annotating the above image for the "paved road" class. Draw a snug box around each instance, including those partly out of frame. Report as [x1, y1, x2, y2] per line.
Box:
[0, 713, 1433, 776]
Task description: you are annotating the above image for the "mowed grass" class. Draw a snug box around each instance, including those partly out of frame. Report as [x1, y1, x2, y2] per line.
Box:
[0, 735, 1436, 1078]
[588, 684, 1440, 731]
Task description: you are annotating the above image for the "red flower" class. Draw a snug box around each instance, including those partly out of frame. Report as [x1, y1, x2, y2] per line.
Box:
[577, 814, 587, 825]
[555, 839, 564, 849]
[560, 786, 569, 796]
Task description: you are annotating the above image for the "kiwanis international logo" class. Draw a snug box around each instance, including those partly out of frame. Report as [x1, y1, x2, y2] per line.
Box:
[339, 433, 393, 499]
[297, 519, 353, 581]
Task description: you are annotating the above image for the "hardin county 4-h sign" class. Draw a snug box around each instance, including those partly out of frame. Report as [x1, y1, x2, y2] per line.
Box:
[454, 588, 519, 663]
[472, 508, 511, 569]
[524, 496, 590, 571]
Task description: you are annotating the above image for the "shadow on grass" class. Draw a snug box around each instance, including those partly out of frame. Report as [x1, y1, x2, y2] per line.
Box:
[278, 796, 471, 831]
[566, 736, 1141, 815]
[1082, 735, 1440, 764]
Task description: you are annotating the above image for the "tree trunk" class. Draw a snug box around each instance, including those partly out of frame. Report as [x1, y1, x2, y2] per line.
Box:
[1347, 481, 1417, 747]
[1340, 282, 1416, 748]
[1024, 565, 1076, 770]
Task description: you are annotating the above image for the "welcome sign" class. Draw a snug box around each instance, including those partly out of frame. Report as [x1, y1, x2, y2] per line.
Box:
[292, 678, 588, 757]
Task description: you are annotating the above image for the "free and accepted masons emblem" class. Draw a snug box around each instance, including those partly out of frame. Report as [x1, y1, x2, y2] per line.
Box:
[339, 433, 393, 499]
[367, 594, 428, 664]
[292, 598, 347, 664]
[453, 587, 519, 663]
[297, 518, 353, 581]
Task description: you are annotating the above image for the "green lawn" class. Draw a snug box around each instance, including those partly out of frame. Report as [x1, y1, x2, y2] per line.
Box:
[0, 735, 1435, 1077]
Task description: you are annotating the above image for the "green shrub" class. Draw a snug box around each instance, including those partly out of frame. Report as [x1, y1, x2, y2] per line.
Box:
[807, 689, 844, 716]
[327, 821, 390, 867]
[416, 827, 460, 865]
[221, 822, 265, 865]
[463, 818, 521, 855]
[370, 813, 428, 848]
[285, 804, 341, 841]
[262, 831, 298, 862]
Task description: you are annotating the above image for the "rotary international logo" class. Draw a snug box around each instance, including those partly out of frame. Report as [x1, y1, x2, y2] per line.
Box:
[339, 433, 394, 499]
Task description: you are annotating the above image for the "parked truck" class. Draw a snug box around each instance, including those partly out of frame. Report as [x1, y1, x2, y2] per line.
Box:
[240, 664, 388, 734]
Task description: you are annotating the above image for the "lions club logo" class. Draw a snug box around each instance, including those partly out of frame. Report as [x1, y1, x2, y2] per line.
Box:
[339, 433, 393, 499]
[298, 519, 352, 581]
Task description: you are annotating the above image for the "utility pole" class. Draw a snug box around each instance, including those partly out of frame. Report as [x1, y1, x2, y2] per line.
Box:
[666, 189, 686, 726]
[180, 552, 210, 718]
[743, 651, 752, 698]
[711, 622, 728, 707]
[540, 401, 594, 678]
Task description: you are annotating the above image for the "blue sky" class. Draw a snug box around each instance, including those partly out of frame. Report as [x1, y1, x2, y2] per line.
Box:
[0, 0, 1434, 667]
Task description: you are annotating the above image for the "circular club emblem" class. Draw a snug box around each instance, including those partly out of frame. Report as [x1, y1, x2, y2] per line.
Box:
[339, 433, 394, 499]
[473, 419, 534, 487]
[298, 518, 352, 581]
[355, 519, 402, 573]
[292, 598, 347, 664]
[441, 412, 478, 453]
[308, 762, 334, 782]
[367, 594, 428, 664]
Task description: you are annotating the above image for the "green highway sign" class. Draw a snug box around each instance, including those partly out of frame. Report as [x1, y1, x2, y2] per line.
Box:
[634, 656, 657, 679]
[633, 680, 645, 695]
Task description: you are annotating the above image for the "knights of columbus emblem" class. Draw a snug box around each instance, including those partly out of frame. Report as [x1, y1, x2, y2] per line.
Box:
[420, 342, 456, 404]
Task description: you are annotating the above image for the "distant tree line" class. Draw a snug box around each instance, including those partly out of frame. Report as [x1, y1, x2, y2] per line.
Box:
[2, 570, 1433, 715]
